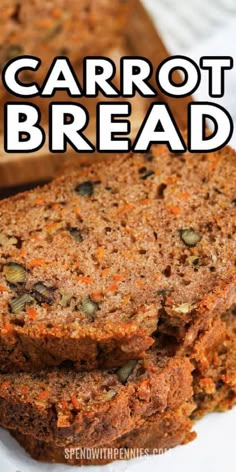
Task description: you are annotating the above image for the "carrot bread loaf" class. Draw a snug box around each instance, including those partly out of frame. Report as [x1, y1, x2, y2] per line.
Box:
[0, 1, 134, 76]
[0, 146, 236, 372]
[0, 350, 193, 447]
[8, 309, 236, 465]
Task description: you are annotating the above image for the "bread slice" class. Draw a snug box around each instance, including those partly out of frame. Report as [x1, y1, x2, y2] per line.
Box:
[10, 404, 195, 465]
[8, 309, 236, 465]
[0, 306, 233, 449]
[7, 311, 236, 465]
[0, 347, 193, 447]
[0, 146, 236, 372]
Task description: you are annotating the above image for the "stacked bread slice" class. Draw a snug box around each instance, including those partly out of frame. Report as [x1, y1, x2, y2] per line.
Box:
[0, 144, 235, 464]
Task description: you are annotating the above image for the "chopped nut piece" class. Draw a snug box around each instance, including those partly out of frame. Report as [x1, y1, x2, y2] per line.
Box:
[75, 181, 94, 196]
[116, 360, 138, 384]
[174, 303, 192, 314]
[69, 228, 83, 242]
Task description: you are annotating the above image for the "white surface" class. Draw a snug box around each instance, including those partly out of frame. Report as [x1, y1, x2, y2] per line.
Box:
[0, 1, 235, 471]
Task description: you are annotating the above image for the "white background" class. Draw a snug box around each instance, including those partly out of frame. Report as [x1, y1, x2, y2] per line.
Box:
[0, 1, 235, 471]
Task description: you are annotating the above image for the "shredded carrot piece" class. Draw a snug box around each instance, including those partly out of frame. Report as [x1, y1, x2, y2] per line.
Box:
[0, 285, 8, 293]
[178, 192, 190, 200]
[61, 399, 69, 409]
[167, 206, 181, 215]
[96, 247, 104, 261]
[71, 395, 80, 409]
[91, 292, 102, 302]
[113, 275, 124, 282]
[77, 276, 92, 284]
[21, 386, 29, 394]
[73, 207, 81, 216]
[52, 8, 63, 18]
[27, 307, 37, 320]
[51, 203, 60, 211]
[31, 235, 40, 242]
[124, 227, 133, 234]
[165, 176, 178, 185]
[38, 390, 50, 400]
[45, 223, 60, 231]
[101, 268, 110, 277]
[34, 198, 45, 206]
[117, 204, 135, 216]
[29, 258, 46, 268]
[2, 324, 13, 333]
[37, 18, 54, 28]
[1, 381, 11, 389]
[140, 198, 150, 205]
[107, 283, 118, 293]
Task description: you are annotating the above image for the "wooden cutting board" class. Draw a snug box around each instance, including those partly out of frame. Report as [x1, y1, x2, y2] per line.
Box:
[0, 0, 190, 190]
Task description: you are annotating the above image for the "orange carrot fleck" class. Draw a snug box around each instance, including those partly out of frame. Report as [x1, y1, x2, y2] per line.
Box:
[117, 204, 135, 216]
[1, 381, 10, 389]
[91, 292, 102, 302]
[0, 285, 8, 293]
[38, 390, 50, 400]
[71, 395, 80, 409]
[178, 192, 190, 200]
[34, 198, 45, 206]
[165, 176, 178, 185]
[167, 206, 181, 215]
[2, 324, 13, 333]
[113, 274, 124, 282]
[73, 207, 81, 216]
[51, 203, 60, 211]
[27, 307, 37, 320]
[77, 276, 92, 284]
[96, 247, 104, 261]
[101, 268, 110, 277]
[61, 399, 69, 410]
[107, 283, 118, 293]
[45, 223, 60, 231]
[140, 198, 150, 205]
[29, 258, 46, 268]
[51, 8, 63, 18]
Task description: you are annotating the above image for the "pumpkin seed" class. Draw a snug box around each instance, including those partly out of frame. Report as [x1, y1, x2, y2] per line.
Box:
[3, 263, 26, 284]
[33, 282, 54, 305]
[9, 294, 33, 314]
[81, 296, 99, 320]
[180, 228, 201, 247]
